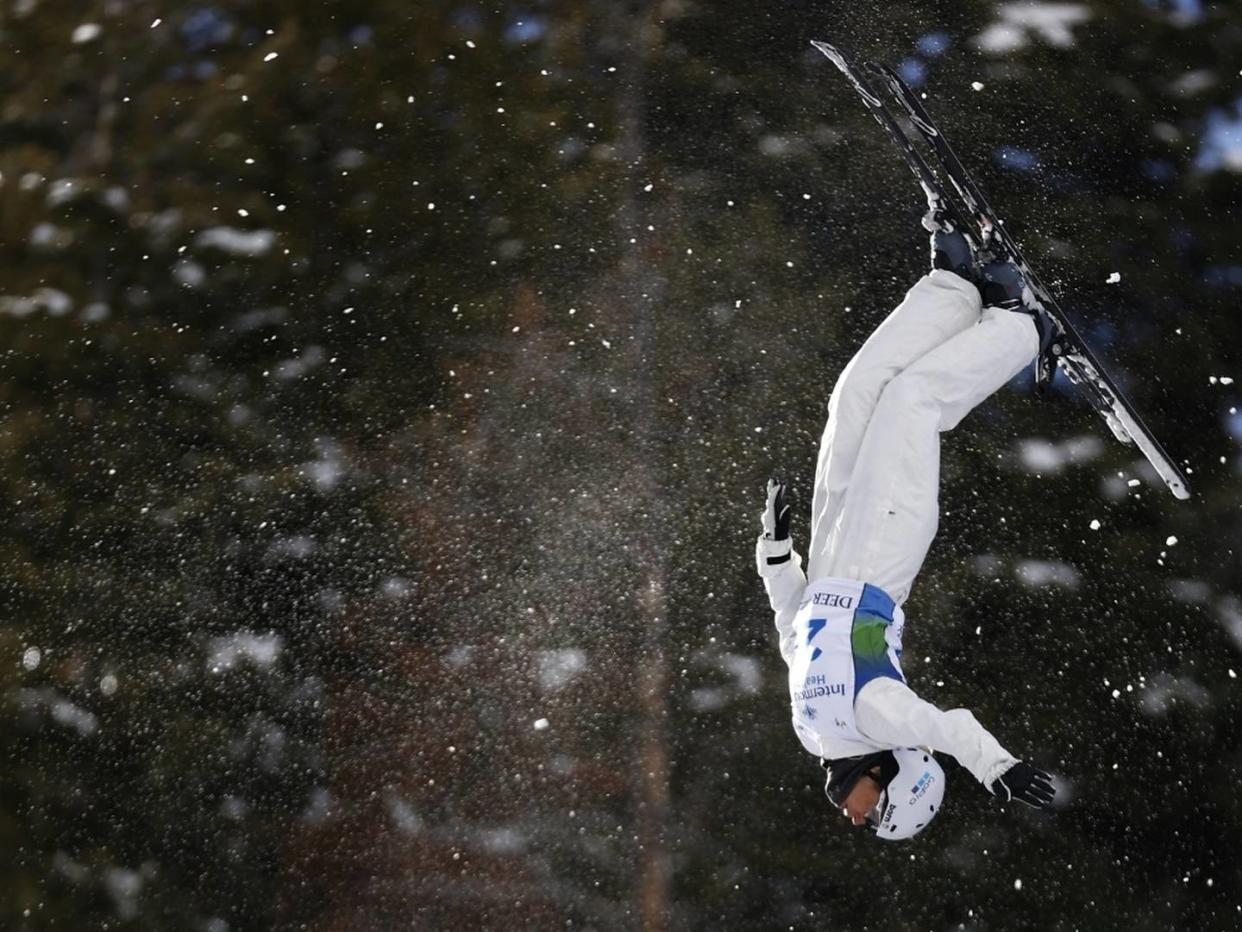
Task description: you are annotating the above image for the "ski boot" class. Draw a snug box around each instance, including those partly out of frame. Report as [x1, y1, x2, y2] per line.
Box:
[980, 258, 1065, 391]
[923, 208, 977, 284]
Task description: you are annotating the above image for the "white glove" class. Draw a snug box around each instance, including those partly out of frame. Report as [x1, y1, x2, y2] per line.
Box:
[760, 479, 791, 541]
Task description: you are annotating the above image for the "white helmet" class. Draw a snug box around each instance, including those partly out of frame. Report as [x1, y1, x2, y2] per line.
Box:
[870, 748, 945, 841]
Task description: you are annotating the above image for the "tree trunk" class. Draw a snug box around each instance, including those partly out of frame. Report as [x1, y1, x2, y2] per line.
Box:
[608, 3, 673, 929]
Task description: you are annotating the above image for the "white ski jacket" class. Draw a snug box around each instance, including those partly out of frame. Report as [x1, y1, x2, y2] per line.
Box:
[757, 534, 1017, 788]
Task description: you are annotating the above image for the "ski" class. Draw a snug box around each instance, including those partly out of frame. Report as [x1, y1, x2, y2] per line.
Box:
[808, 41, 974, 240]
[811, 40, 1191, 501]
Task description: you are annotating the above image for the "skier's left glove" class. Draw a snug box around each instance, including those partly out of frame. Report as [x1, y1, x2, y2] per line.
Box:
[760, 479, 791, 542]
[990, 761, 1056, 810]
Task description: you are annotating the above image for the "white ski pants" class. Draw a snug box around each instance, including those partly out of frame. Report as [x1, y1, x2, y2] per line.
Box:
[807, 270, 1039, 605]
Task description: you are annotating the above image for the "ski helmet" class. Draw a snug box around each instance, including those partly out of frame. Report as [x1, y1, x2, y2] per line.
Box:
[869, 748, 944, 841]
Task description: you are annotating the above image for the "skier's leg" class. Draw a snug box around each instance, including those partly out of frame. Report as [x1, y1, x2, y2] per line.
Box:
[807, 270, 980, 581]
[820, 306, 1039, 605]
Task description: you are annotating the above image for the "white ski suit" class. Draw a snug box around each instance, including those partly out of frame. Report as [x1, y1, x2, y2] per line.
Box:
[758, 270, 1038, 788]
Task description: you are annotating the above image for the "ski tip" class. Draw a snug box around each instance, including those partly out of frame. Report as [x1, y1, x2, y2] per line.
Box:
[810, 40, 848, 67]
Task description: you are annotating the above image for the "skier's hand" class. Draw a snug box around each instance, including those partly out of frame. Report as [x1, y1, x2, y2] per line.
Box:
[760, 479, 791, 541]
[990, 761, 1056, 810]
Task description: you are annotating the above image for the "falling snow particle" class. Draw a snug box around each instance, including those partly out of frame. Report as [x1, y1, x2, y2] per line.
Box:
[1014, 879, 1023, 891]
[1222, 377, 1235, 386]
[1166, 535, 1178, 546]
[1089, 519, 1101, 531]
[100, 674, 118, 696]
[264, 52, 278, 62]
[971, 81, 985, 91]
[1106, 272, 1121, 284]
[466, 40, 476, 49]
[1230, 670, 1237, 679]
[22, 647, 41, 671]
[72, 23, 102, 43]
[533, 718, 550, 731]
[150, 18, 162, 28]
[1127, 479, 1141, 488]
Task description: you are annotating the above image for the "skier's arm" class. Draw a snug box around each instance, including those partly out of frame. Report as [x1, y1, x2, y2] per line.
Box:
[756, 535, 806, 666]
[854, 678, 1018, 788]
[755, 480, 806, 666]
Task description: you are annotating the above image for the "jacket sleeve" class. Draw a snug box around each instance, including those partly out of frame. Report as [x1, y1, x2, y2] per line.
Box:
[755, 535, 807, 668]
[854, 677, 1018, 788]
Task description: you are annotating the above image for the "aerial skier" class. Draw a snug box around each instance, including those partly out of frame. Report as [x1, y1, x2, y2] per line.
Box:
[756, 215, 1058, 839]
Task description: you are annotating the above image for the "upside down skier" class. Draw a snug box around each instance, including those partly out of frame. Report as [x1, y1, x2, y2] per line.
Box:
[757, 214, 1059, 839]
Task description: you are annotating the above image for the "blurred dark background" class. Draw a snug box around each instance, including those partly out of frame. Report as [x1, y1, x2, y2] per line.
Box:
[1, 1, 1239, 929]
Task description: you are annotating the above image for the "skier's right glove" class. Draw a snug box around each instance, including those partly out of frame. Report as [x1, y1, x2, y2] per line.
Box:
[990, 761, 1056, 810]
[760, 479, 791, 542]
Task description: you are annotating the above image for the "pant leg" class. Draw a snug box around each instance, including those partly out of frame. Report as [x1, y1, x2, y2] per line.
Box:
[819, 306, 1039, 605]
[807, 270, 981, 580]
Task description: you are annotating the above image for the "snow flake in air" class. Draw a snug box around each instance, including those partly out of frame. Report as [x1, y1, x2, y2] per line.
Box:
[1106, 272, 1121, 284]
[533, 718, 550, 731]
[72, 23, 102, 44]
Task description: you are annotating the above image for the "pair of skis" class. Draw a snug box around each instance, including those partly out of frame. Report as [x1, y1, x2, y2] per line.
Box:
[812, 40, 1191, 501]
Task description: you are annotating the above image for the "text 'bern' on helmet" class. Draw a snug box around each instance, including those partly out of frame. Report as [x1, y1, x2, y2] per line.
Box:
[872, 747, 945, 841]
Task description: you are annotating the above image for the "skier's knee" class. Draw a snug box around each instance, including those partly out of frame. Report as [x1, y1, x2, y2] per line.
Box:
[830, 366, 890, 422]
[876, 370, 931, 414]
